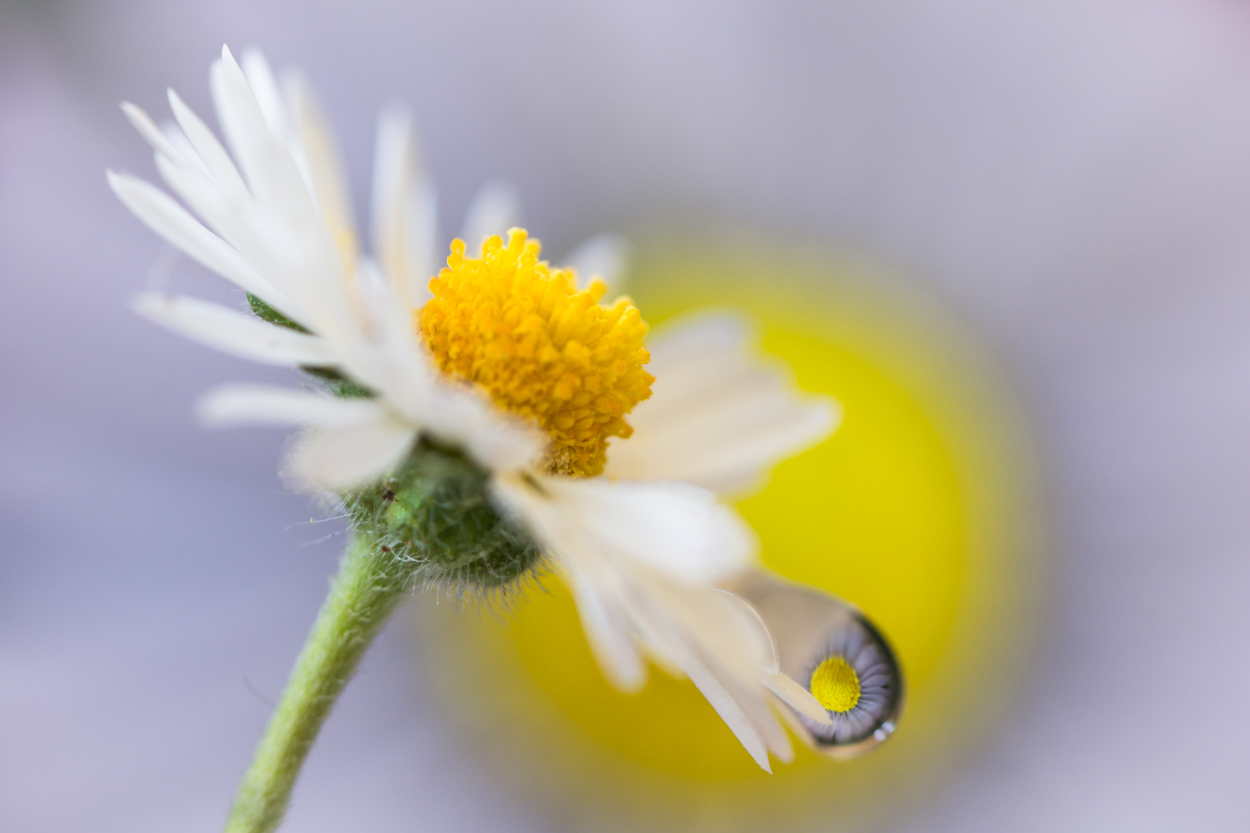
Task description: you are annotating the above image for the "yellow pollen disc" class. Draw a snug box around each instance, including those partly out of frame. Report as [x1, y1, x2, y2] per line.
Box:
[420, 229, 654, 477]
[810, 656, 862, 713]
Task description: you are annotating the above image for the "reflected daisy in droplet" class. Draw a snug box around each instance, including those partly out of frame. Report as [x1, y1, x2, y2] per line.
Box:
[805, 617, 900, 745]
[728, 570, 904, 758]
[108, 44, 845, 771]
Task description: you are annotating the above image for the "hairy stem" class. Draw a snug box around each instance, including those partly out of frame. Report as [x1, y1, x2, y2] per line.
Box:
[225, 534, 409, 833]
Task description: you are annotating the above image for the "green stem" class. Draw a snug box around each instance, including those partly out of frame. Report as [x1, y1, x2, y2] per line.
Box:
[225, 534, 410, 833]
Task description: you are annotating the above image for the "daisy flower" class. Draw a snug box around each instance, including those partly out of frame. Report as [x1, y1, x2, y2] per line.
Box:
[110, 44, 846, 830]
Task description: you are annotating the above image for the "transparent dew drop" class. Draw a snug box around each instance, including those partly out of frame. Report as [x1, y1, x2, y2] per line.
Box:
[727, 570, 905, 759]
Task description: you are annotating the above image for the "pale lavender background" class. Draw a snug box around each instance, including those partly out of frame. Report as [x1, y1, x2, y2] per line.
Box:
[4, 0, 1250, 831]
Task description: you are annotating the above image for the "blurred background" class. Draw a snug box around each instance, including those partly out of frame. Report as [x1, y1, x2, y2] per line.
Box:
[4, 0, 1250, 830]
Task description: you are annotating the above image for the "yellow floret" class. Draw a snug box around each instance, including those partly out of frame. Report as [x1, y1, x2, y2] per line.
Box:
[420, 229, 653, 477]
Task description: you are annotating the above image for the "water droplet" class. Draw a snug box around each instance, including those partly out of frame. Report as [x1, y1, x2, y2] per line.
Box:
[727, 570, 904, 759]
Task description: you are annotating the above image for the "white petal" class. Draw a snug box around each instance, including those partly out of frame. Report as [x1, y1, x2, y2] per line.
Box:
[290, 418, 416, 489]
[210, 46, 300, 209]
[284, 72, 358, 272]
[569, 478, 757, 582]
[634, 314, 758, 413]
[459, 180, 519, 253]
[609, 392, 839, 494]
[507, 476, 756, 584]
[404, 185, 438, 308]
[132, 293, 337, 367]
[148, 153, 315, 330]
[149, 145, 237, 241]
[121, 102, 185, 164]
[561, 233, 630, 292]
[677, 648, 773, 772]
[238, 48, 289, 141]
[568, 572, 646, 692]
[629, 584, 791, 766]
[106, 170, 292, 311]
[629, 577, 773, 686]
[370, 107, 411, 271]
[764, 672, 834, 727]
[628, 580, 794, 767]
[731, 673, 794, 764]
[209, 47, 360, 348]
[605, 313, 840, 495]
[196, 383, 385, 428]
[409, 381, 544, 473]
[370, 106, 436, 308]
[634, 631, 686, 679]
[159, 120, 212, 178]
[167, 87, 251, 204]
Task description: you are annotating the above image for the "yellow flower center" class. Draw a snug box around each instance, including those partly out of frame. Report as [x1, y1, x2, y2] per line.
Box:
[810, 656, 861, 713]
[419, 229, 653, 477]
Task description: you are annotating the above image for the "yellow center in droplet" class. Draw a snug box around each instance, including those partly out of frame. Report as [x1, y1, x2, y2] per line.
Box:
[810, 656, 862, 713]
[419, 229, 654, 476]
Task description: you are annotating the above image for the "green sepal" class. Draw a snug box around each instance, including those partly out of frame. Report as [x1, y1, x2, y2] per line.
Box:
[301, 365, 375, 399]
[344, 438, 543, 590]
[247, 292, 310, 333]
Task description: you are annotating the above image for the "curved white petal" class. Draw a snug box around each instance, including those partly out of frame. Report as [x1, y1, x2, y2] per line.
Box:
[627, 574, 795, 767]
[106, 170, 293, 313]
[429, 395, 545, 472]
[133, 293, 337, 367]
[454, 410, 545, 472]
[284, 72, 358, 273]
[626, 575, 771, 684]
[459, 180, 519, 253]
[765, 672, 833, 726]
[167, 87, 251, 205]
[121, 102, 186, 164]
[148, 152, 317, 330]
[677, 648, 773, 771]
[510, 476, 757, 584]
[197, 383, 385, 428]
[568, 571, 646, 693]
[289, 418, 416, 490]
[605, 313, 840, 495]
[159, 120, 212, 178]
[371, 106, 436, 309]
[210, 46, 300, 209]
[404, 184, 438, 307]
[629, 577, 789, 767]
[404, 379, 544, 474]
[238, 48, 289, 142]
[562, 233, 630, 292]
[345, 260, 438, 392]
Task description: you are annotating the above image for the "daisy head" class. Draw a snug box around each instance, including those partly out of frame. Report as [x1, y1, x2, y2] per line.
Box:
[110, 44, 887, 771]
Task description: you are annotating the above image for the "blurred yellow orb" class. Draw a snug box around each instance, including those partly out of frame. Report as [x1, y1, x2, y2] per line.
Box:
[413, 232, 1043, 832]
